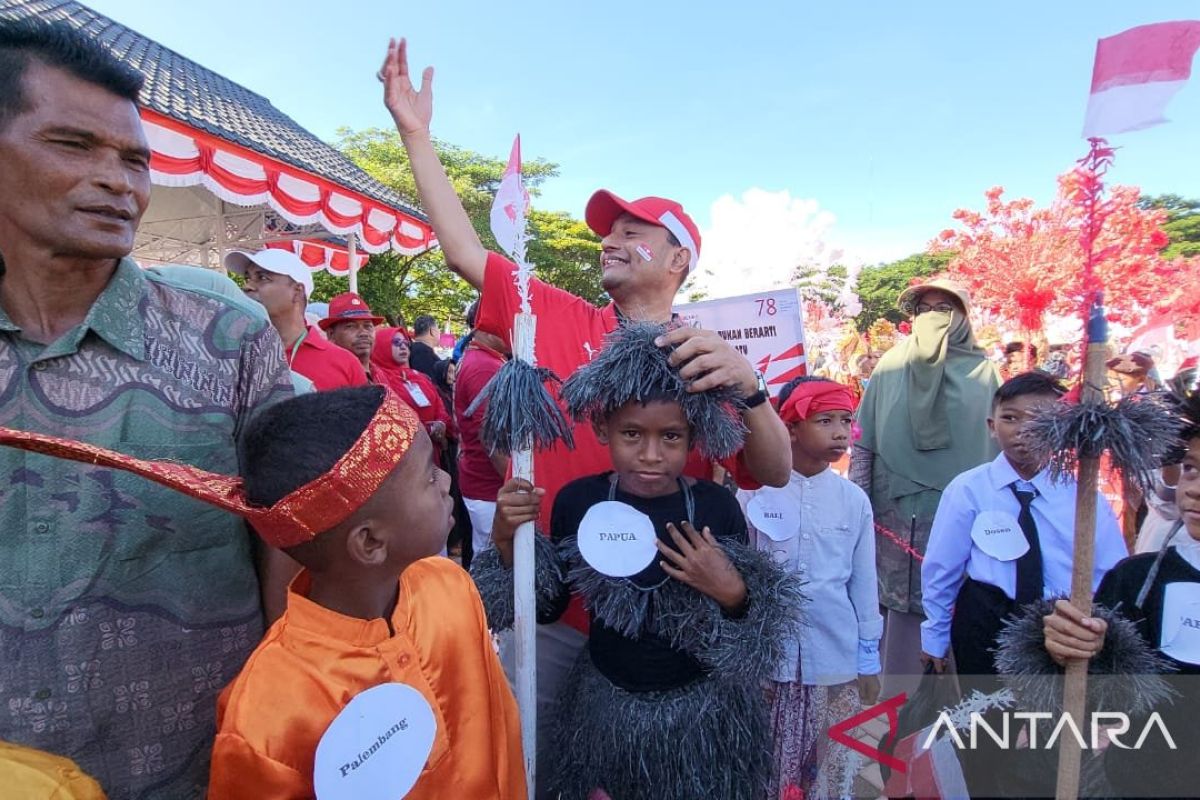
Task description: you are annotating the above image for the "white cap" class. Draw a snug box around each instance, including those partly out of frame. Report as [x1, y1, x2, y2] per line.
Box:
[224, 249, 314, 300]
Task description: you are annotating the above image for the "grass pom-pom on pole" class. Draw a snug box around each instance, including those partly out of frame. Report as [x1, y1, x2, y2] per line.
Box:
[466, 361, 574, 456]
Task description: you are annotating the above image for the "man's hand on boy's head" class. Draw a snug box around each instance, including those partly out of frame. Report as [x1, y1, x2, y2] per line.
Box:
[657, 521, 748, 613]
[655, 327, 758, 398]
[1043, 599, 1107, 667]
[492, 478, 543, 568]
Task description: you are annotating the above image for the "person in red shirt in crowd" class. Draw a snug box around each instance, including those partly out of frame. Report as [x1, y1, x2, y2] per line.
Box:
[455, 319, 511, 557]
[320, 292, 382, 377]
[370, 326, 452, 449]
[229, 250, 367, 390]
[382, 37, 792, 798]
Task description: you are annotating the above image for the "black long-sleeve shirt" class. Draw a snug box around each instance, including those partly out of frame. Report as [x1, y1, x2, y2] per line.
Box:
[546, 473, 748, 692]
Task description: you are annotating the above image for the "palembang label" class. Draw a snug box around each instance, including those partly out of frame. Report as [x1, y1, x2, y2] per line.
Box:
[969, 511, 1029, 562]
[578, 501, 658, 577]
[1160, 582, 1200, 665]
[747, 489, 801, 541]
[314, 683, 436, 799]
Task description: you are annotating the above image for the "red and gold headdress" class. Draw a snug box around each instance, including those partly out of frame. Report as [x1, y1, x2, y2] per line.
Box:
[0, 389, 420, 548]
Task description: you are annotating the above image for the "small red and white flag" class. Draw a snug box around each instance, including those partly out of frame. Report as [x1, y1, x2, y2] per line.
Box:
[489, 134, 531, 259]
[1083, 21, 1200, 137]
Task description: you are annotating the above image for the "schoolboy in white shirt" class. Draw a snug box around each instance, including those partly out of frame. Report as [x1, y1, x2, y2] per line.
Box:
[920, 371, 1126, 680]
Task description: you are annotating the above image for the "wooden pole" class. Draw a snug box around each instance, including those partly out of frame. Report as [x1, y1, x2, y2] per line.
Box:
[512, 312, 537, 800]
[1055, 340, 1108, 799]
[347, 233, 359, 295]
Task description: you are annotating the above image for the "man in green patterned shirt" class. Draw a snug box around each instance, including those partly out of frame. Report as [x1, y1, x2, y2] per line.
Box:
[0, 20, 292, 798]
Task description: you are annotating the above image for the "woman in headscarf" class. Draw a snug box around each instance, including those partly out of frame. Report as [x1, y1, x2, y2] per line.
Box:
[430, 357, 457, 413]
[850, 279, 1001, 697]
[370, 327, 454, 449]
[372, 327, 470, 558]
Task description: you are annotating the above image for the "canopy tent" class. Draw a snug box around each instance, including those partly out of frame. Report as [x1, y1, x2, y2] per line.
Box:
[0, 0, 436, 291]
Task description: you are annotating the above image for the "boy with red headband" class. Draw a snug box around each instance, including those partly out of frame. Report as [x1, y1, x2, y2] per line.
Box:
[0, 387, 523, 799]
[741, 376, 882, 800]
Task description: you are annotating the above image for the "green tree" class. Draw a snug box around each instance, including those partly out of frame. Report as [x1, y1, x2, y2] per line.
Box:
[312, 128, 604, 327]
[852, 251, 949, 331]
[1138, 193, 1200, 259]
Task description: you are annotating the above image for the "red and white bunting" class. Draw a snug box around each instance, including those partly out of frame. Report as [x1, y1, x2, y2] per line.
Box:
[263, 239, 368, 277]
[141, 109, 436, 256]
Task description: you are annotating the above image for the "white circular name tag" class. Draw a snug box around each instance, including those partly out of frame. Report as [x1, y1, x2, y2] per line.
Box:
[1160, 582, 1200, 666]
[314, 682, 437, 800]
[577, 500, 658, 577]
[969, 510, 1029, 562]
[748, 489, 802, 541]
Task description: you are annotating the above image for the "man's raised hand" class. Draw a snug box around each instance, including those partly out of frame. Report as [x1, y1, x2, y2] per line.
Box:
[380, 37, 434, 137]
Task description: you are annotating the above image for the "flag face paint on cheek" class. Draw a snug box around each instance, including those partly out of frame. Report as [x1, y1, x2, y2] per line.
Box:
[636, 244, 654, 263]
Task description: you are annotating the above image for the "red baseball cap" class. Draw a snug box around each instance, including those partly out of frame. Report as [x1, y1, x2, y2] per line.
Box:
[585, 190, 701, 273]
[319, 292, 385, 331]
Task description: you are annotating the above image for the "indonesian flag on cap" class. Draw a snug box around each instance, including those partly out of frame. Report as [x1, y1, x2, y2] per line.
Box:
[1082, 20, 1200, 137]
[585, 190, 702, 273]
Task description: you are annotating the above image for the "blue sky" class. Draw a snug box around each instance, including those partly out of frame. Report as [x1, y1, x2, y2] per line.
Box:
[88, 0, 1200, 269]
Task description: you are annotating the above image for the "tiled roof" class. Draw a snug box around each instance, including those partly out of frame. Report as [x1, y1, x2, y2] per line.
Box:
[0, 0, 426, 221]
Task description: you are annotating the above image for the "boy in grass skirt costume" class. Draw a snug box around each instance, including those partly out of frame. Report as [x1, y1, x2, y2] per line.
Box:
[472, 322, 803, 800]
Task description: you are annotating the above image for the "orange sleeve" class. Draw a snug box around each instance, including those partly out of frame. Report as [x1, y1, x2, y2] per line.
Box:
[470, 578, 526, 798]
[208, 732, 310, 800]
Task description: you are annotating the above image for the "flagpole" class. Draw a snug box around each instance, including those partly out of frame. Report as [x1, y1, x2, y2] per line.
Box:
[492, 135, 538, 799]
[511, 324, 538, 800]
[1055, 138, 1109, 800]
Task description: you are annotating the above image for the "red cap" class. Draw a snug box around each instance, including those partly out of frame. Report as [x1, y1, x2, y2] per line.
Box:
[319, 292, 385, 331]
[585, 190, 701, 273]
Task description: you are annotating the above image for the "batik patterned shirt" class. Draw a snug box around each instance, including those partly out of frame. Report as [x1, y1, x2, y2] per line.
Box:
[0, 258, 292, 799]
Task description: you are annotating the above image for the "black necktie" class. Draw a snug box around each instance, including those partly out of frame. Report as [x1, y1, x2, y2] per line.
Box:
[1010, 485, 1044, 603]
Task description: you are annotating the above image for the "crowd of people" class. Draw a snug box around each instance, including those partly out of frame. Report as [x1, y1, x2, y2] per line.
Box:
[0, 18, 1198, 800]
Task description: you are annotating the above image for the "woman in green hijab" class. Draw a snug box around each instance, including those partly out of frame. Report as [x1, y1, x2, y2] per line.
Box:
[850, 279, 1000, 697]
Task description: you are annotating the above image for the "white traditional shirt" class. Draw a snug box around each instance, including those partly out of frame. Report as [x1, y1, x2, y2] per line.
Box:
[920, 453, 1127, 657]
[741, 467, 883, 685]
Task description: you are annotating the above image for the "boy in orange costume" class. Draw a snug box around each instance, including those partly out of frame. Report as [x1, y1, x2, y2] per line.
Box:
[0, 386, 523, 799]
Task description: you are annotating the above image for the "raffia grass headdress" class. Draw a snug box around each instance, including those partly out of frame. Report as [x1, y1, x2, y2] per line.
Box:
[559, 321, 747, 459]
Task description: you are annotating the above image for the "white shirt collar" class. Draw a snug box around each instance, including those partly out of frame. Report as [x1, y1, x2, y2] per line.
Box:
[789, 466, 834, 487]
[986, 453, 1057, 497]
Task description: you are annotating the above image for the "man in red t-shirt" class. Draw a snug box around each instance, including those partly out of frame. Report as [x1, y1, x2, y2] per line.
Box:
[382, 38, 792, 797]
[455, 327, 510, 555]
[229, 250, 367, 391]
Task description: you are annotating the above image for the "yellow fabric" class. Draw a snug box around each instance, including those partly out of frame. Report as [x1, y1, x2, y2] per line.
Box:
[208, 558, 524, 799]
[0, 741, 106, 799]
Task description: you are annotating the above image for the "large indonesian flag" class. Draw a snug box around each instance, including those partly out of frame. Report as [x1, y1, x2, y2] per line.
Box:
[1082, 21, 1200, 137]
